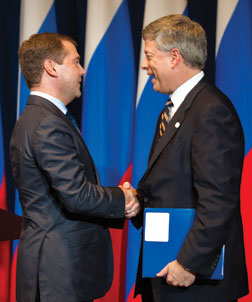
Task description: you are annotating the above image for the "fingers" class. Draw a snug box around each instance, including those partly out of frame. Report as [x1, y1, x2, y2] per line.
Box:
[125, 199, 138, 212]
[123, 182, 137, 195]
[156, 265, 168, 278]
[122, 185, 135, 204]
[122, 181, 131, 190]
[156, 260, 196, 287]
[125, 199, 141, 218]
[120, 182, 140, 218]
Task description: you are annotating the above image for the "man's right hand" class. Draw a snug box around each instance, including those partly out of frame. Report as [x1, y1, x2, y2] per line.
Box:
[120, 182, 140, 218]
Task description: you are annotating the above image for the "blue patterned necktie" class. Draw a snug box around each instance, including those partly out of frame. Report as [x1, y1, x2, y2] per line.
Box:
[66, 110, 79, 130]
[159, 99, 173, 138]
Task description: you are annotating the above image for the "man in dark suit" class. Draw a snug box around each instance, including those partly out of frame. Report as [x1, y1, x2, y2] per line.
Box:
[132, 15, 249, 302]
[10, 32, 139, 302]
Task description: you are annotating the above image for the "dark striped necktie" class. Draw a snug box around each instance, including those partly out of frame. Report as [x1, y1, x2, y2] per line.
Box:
[159, 99, 173, 138]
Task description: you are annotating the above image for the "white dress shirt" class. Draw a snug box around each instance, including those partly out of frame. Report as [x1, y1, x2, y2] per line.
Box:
[169, 71, 204, 119]
[30, 91, 67, 114]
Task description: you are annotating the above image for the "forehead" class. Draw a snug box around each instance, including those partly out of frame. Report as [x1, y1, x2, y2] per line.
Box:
[62, 40, 79, 57]
[144, 39, 169, 59]
[144, 39, 159, 54]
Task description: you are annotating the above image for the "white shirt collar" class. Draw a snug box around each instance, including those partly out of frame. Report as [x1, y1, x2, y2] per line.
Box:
[30, 91, 67, 114]
[170, 71, 204, 114]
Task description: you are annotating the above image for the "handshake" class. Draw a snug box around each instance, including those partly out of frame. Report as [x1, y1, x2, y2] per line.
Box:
[120, 182, 141, 219]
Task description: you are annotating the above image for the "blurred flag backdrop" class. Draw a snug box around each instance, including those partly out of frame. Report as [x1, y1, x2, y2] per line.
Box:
[0, 1, 251, 301]
[0, 97, 11, 302]
[215, 0, 252, 301]
[10, 1, 57, 301]
[82, 1, 136, 301]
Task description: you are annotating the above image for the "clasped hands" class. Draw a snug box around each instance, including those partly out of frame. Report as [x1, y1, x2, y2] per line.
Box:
[120, 182, 140, 219]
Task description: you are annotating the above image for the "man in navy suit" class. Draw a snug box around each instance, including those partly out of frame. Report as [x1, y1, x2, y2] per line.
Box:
[10, 32, 139, 302]
[131, 15, 248, 302]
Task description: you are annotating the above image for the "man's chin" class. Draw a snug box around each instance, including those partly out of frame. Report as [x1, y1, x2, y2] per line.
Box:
[153, 84, 160, 93]
[76, 90, 82, 98]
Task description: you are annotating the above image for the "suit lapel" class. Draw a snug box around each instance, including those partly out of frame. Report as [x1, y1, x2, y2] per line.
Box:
[139, 80, 208, 185]
[27, 95, 100, 184]
[148, 111, 162, 163]
[27, 95, 84, 140]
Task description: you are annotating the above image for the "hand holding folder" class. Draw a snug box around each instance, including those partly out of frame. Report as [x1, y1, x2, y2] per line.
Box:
[156, 259, 196, 287]
[142, 208, 225, 280]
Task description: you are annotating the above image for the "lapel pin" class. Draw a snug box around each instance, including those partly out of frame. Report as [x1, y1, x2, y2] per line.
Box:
[175, 122, 180, 128]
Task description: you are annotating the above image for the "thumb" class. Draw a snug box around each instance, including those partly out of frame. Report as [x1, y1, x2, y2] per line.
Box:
[123, 182, 131, 190]
[156, 265, 168, 277]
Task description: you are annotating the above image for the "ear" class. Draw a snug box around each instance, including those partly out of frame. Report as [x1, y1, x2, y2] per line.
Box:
[43, 59, 58, 77]
[169, 48, 182, 68]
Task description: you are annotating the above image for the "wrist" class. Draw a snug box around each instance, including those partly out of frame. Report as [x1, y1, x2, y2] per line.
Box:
[177, 261, 195, 275]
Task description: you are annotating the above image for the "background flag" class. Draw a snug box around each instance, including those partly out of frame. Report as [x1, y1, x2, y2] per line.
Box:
[0, 97, 11, 302]
[215, 0, 252, 301]
[82, 1, 136, 301]
[11, 1, 57, 301]
[125, 1, 187, 301]
[1, 2, 251, 302]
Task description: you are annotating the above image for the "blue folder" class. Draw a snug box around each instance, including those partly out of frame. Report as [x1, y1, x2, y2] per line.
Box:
[142, 208, 224, 279]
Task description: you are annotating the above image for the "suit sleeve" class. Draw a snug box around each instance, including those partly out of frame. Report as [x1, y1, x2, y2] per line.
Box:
[177, 98, 244, 277]
[32, 116, 125, 218]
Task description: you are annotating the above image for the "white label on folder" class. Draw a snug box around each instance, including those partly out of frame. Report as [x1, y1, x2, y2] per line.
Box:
[145, 212, 170, 242]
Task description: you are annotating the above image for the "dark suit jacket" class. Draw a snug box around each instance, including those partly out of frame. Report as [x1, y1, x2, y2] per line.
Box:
[10, 95, 125, 302]
[135, 79, 249, 301]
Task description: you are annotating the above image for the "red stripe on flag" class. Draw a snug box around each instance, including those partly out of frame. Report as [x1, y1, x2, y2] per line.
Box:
[95, 163, 133, 302]
[0, 173, 11, 302]
[118, 163, 133, 187]
[126, 283, 142, 302]
[239, 149, 252, 301]
[0, 240, 10, 302]
[10, 248, 18, 302]
[0, 174, 7, 209]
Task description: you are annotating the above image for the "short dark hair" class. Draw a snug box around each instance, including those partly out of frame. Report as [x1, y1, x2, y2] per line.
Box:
[18, 32, 77, 88]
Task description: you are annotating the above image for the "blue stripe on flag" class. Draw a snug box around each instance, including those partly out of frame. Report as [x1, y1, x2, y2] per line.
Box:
[215, 0, 252, 155]
[18, 3, 57, 116]
[82, 0, 135, 186]
[38, 3, 57, 34]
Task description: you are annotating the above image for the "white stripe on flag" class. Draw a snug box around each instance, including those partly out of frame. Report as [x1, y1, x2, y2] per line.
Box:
[215, 0, 239, 56]
[20, 0, 54, 43]
[82, 0, 135, 185]
[85, 0, 121, 70]
[17, 0, 56, 119]
[136, 0, 187, 107]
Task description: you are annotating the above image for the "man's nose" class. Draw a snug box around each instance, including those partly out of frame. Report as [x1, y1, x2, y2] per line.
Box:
[141, 57, 148, 70]
[80, 65, 86, 76]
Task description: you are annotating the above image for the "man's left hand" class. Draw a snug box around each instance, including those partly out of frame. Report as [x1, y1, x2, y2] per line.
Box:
[156, 260, 196, 287]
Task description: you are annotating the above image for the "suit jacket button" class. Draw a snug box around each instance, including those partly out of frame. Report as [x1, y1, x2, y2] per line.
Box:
[143, 197, 149, 203]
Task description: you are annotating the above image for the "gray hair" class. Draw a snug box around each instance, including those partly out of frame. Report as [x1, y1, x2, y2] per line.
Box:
[142, 14, 207, 70]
